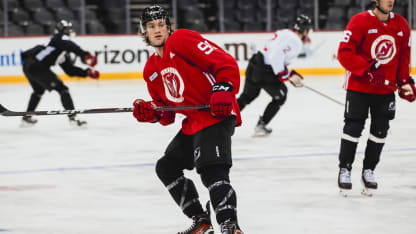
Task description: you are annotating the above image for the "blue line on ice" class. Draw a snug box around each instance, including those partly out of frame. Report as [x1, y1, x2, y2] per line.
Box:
[0, 148, 415, 175]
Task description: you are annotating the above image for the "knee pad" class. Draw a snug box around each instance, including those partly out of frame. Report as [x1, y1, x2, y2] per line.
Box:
[155, 157, 184, 185]
[200, 165, 230, 187]
[271, 93, 286, 106]
[370, 118, 389, 139]
[343, 119, 365, 138]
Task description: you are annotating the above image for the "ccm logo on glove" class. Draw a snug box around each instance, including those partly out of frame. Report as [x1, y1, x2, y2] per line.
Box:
[210, 82, 234, 118]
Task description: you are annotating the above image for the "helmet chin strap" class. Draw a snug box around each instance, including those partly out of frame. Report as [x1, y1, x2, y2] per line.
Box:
[376, 4, 390, 15]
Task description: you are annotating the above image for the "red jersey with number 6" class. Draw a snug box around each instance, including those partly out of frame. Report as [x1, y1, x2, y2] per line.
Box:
[337, 10, 411, 94]
[143, 29, 241, 135]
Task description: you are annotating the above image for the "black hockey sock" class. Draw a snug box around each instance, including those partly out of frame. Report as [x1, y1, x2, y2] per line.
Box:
[339, 139, 358, 170]
[363, 140, 384, 170]
[201, 166, 237, 224]
[363, 118, 389, 170]
[208, 180, 237, 224]
[262, 100, 281, 124]
[165, 176, 204, 218]
[59, 89, 75, 110]
[156, 157, 204, 218]
[26, 92, 42, 111]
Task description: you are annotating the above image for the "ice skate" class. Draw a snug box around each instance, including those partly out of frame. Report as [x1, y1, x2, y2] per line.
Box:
[177, 201, 214, 234]
[20, 116, 38, 128]
[69, 115, 87, 128]
[361, 169, 377, 197]
[220, 219, 244, 234]
[338, 168, 352, 197]
[252, 117, 272, 137]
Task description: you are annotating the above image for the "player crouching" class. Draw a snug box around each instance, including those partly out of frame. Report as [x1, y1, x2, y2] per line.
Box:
[20, 20, 99, 128]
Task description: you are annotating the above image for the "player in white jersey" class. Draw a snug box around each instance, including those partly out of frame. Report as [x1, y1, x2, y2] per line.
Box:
[237, 15, 312, 136]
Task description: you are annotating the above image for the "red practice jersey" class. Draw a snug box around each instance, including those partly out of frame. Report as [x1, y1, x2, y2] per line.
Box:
[338, 10, 411, 94]
[143, 29, 242, 135]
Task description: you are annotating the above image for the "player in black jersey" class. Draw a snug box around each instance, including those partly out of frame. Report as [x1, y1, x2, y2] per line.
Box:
[20, 20, 99, 127]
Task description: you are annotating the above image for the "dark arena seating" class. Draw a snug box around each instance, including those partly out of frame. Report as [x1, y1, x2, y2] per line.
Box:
[0, 0, 413, 36]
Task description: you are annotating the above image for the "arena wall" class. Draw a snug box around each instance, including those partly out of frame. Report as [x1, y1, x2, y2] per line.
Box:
[1, 31, 415, 83]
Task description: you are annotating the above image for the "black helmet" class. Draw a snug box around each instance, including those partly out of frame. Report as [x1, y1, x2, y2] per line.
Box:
[139, 5, 171, 33]
[293, 14, 312, 33]
[366, 0, 377, 10]
[54, 20, 73, 35]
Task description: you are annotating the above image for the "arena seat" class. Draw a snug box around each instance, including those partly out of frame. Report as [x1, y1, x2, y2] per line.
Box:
[87, 20, 107, 34]
[224, 20, 241, 32]
[7, 23, 25, 36]
[44, 0, 66, 10]
[21, 0, 44, 12]
[257, 0, 277, 10]
[278, 0, 297, 10]
[347, 6, 362, 20]
[327, 7, 346, 21]
[66, 0, 82, 9]
[10, 8, 31, 27]
[32, 8, 56, 27]
[55, 7, 76, 22]
[324, 21, 346, 30]
[3, 0, 21, 11]
[237, 0, 256, 10]
[333, 0, 352, 7]
[25, 23, 45, 35]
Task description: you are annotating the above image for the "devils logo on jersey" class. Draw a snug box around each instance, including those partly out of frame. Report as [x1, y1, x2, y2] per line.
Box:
[371, 35, 396, 64]
[165, 73, 179, 98]
[161, 67, 185, 103]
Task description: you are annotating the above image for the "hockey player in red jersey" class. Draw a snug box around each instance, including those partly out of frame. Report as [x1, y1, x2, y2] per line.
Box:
[337, 0, 416, 196]
[132, 5, 243, 234]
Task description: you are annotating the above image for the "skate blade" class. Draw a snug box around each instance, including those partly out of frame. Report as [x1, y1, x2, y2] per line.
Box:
[361, 187, 376, 197]
[69, 121, 88, 129]
[19, 121, 36, 128]
[361, 180, 376, 197]
[252, 132, 271, 137]
[339, 188, 351, 197]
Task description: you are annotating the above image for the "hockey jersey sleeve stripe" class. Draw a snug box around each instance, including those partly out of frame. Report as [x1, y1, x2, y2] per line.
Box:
[203, 72, 216, 86]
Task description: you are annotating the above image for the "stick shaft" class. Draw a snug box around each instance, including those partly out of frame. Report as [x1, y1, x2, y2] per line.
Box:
[0, 104, 210, 117]
[154, 104, 210, 111]
[303, 85, 344, 106]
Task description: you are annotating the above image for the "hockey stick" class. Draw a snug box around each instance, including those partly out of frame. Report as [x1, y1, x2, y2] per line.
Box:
[303, 84, 345, 106]
[0, 104, 210, 117]
[154, 104, 210, 111]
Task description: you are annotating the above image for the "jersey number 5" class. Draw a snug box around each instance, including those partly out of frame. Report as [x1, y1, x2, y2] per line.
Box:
[341, 30, 352, 43]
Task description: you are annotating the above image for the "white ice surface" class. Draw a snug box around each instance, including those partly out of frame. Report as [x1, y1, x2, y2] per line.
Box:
[0, 76, 415, 234]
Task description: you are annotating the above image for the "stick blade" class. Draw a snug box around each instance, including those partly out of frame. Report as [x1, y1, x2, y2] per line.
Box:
[0, 104, 8, 114]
